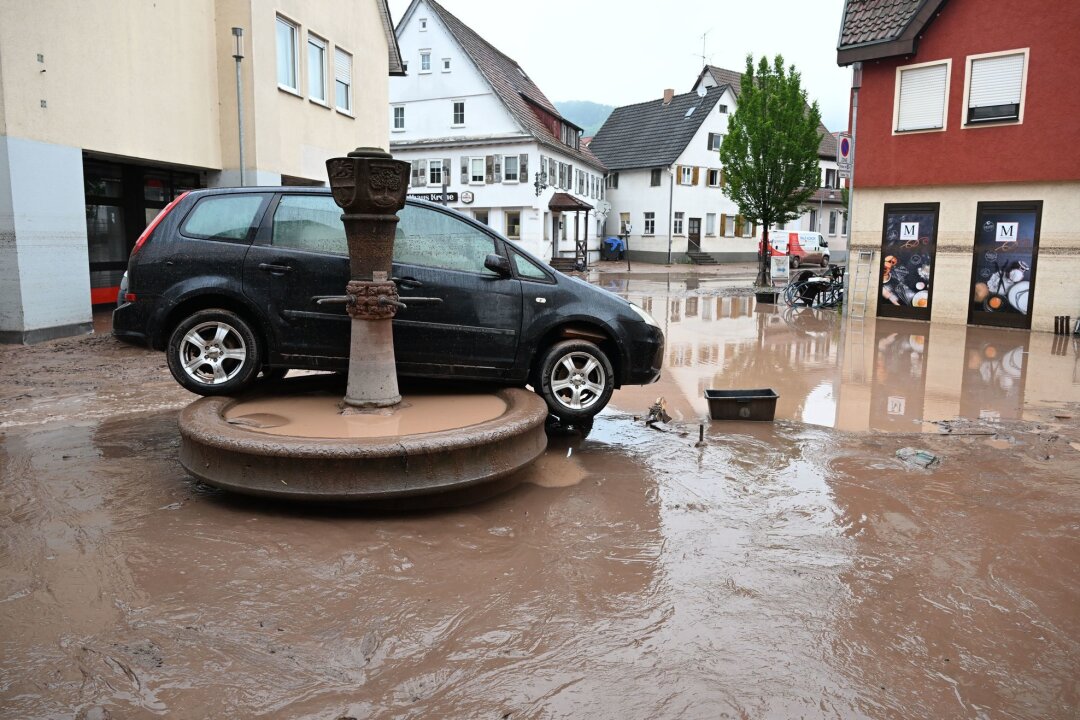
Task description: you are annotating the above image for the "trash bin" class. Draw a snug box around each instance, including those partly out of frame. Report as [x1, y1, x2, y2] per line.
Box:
[704, 389, 779, 421]
[602, 237, 624, 261]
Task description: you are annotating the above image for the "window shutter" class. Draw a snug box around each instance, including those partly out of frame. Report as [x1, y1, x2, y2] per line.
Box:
[720, 168, 725, 187]
[485, 155, 494, 184]
[410, 161, 419, 187]
[968, 53, 1024, 122]
[706, 133, 713, 150]
[896, 63, 947, 131]
[692, 166, 700, 185]
[334, 49, 352, 85]
[720, 214, 727, 236]
[417, 159, 427, 185]
[494, 156, 502, 183]
[443, 158, 451, 185]
[519, 153, 528, 181]
[676, 165, 683, 184]
[460, 157, 468, 184]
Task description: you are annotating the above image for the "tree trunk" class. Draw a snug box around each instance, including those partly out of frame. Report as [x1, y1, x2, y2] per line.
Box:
[756, 226, 771, 287]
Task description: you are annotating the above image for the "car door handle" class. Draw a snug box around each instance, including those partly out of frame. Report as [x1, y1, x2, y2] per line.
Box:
[392, 276, 423, 289]
[258, 263, 293, 274]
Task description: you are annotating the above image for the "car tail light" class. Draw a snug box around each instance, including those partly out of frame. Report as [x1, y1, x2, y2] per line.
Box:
[131, 191, 188, 257]
[124, 293, 137, 303]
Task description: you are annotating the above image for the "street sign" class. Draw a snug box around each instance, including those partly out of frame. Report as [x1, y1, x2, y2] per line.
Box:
[837, 133, 853, 175]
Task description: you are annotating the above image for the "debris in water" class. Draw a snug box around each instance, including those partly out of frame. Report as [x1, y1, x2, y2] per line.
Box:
[644, 397, 671, 427]
[695, 424, 707, 447]
[896, 447, 940, 469]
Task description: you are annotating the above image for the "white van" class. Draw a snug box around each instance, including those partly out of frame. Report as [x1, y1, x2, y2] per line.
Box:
[760, 231, 830, 268]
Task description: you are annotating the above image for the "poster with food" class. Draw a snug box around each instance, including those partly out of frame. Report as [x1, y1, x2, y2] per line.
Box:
[967, 202, 1041, 330]
[877, 204, 938, 321]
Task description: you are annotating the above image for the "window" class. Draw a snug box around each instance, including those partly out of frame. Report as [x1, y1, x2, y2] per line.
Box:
[644, 212, 655, 235]
[706, 213, 716, 236]
[395, 204, 497, 274]
[650, 169, 662, 187]
[828, 211, 837, 235]
[442, 58, 451, 72]
[707, 132, 721, 151]
[272, 194, 346, 254]
[965, 50, 1027, 125]
[707, 169, 721, 187]
[420, 51, 431, 72]
[393, 106, 405, 131]
[403, 60, 408, 72]
[894, 60, 950, 132]
[718, 104, 728, 113]
[808, 208, 818, 232]
[680, 166, 693, 185]
[734, 215, 745, 236]
[824, 168, 837, 188]
[511, 249, 550, 280]
[503, 155, 519, 182]
[428, 159, 443, 186]
[470, 157, 485, 184]
[419, 17, 428, 30]
[607, 172, 619, 189]
[842, 212, 848, 236]
[334, 48, 352, 112]
[307, 35, 326, 103]
[182, 194, 265, 241]
[452, 101, 465, 126]
[674, 212, 684, 235]
[275, 16, 298, 92]
[473, 210, 488, 225]
[505, 210, 521, 238]
[722, 214, 734, 237]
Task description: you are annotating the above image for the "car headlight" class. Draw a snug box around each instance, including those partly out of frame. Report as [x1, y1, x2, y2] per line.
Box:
[629, 302, 659, 327]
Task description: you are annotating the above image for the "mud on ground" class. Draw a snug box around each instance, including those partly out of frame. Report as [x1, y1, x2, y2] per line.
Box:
[1, 316, 1078, 719]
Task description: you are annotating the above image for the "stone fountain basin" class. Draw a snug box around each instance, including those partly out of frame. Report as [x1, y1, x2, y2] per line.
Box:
[178, 388, 549, 502]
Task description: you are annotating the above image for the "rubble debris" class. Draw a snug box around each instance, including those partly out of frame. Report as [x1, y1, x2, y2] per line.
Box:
[644, 397, 671, 427]
[896, 447, 940, 469]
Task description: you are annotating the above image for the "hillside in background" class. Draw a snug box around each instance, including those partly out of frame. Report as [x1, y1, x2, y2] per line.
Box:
[555, 101, 614, 136]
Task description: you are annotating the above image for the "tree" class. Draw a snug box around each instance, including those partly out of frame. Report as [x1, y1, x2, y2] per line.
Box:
[719, 55, 824, 286]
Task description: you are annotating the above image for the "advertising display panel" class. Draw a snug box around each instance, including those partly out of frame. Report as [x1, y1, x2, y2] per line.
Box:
[877, 203, 939, 321]
[967, 201, 1042, 329]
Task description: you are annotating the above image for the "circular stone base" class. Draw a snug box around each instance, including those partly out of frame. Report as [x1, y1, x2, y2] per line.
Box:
[178, 388, 549, 502]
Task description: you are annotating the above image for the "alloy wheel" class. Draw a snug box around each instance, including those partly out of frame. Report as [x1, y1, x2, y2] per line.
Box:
[178, 321, 249, 386]
[548, 351, 607, 411]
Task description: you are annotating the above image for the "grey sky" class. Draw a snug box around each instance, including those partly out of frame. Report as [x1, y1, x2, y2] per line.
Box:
[388, 0, 853, 132]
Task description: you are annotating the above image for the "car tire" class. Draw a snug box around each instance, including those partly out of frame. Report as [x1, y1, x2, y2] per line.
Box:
[821, 255, 830, 267]
[259, 367, 289, 383]
[167, 309, 261, 396]
[790, 255, 800, 269]
[537, 339, 615, 421]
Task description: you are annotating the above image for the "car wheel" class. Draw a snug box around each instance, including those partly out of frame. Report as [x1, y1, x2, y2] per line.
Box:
[790, 255, 800, 269]
[821, 255, 830, 267]
[167, 309, 261, 396]
[537, 340, 614, 421]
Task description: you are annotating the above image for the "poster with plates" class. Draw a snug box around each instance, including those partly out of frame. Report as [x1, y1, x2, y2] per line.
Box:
[967, 201, 1042, 330]
[877, 203, 939, 321]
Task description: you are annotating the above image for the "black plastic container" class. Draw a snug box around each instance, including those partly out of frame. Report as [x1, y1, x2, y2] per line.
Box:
[705, 388, 779, 421]
[754, 291, 778, 304]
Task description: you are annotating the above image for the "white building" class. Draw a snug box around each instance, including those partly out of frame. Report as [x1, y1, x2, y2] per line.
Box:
[390, 0, 607, 264]
[590, 67, 846, 265]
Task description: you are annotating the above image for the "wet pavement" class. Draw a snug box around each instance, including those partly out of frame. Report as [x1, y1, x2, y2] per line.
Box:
[1, 273, 1078, 719]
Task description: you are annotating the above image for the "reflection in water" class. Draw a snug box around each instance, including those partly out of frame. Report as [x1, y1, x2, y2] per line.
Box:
[605, 274, 1080, 431]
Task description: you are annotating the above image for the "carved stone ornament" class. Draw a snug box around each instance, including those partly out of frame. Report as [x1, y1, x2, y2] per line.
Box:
[346, 280, 399, 321]
[368, 163, 405, 209]
[327, 158, 356, 209]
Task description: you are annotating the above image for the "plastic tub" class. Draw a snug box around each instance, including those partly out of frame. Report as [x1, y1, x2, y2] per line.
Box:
[704, 388, 779, 421]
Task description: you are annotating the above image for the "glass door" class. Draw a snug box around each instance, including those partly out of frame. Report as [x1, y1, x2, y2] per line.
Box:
[967, 201, 1041, 329]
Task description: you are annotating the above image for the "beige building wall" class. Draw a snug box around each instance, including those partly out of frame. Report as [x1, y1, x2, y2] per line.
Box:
[850, 182, 1080, 332]
[0, 0, 222, 169]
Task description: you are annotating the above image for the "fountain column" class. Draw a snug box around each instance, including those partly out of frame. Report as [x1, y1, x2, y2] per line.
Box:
[326, 147, 410, 409]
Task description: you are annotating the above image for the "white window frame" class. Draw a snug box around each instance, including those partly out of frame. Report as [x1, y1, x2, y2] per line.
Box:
[442, 57, 451, 73]
[469, 157, 485, 185]
[892, 58, 952, 134]
[333, 47, 353, 114]
[828, 211, 837, 236]
[505, 210, 521, 239]
[673, 212, 684, 235]
[503, 155, 519, 183]
[275, 16, 300, 94]
[644, 212, 655, 236]
[420, 50, 432, 73]
[961, 48, 1029, 129]
[427, 159, 443, 187]
[705, 213, 716, 236]
[452, 100, 465, 127]
[680, 166, 693, 185]
[419, 17, 428, 31]
[307, 33, 327, 105]
[707, 169, 721, 187]
[392, 105, 405, 132]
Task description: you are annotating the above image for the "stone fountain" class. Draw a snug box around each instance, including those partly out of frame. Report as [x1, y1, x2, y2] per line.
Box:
[177, 148, 549, 502]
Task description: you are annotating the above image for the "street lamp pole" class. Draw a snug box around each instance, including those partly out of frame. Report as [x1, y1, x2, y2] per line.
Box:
[232, 27, 246, 187]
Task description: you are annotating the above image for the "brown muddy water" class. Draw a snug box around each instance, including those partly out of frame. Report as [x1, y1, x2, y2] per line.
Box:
[1, 278, 1078, 719]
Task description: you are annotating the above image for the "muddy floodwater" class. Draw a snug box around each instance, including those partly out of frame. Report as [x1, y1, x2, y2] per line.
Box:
[1, 273, 1078, 719]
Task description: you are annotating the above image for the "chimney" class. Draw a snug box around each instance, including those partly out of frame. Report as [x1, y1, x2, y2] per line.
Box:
[662, 88, 674, 106]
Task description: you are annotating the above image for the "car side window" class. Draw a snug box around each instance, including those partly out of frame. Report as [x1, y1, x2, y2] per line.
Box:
[395, 204, 497, 274]
[181, 194, 265, 241]
[272, 195, 347, 255]
[510, 249, 550, 281]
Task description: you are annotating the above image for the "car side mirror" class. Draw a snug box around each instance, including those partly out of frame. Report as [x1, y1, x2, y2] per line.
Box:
[484, 253, 512, 277]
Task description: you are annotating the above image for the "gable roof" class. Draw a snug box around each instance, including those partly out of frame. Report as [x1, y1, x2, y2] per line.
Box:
[836, 0, 950, 65]
[402, 0, 603, 169]
[378, 0, 405, 75]
[589, 86, 728, 171]
[692, 64, 836, 159]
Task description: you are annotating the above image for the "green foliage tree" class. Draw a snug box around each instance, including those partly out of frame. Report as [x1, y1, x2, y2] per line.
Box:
[719, 55, 824, 286]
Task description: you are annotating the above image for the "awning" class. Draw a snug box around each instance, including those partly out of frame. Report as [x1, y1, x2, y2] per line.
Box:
[548, 193, 593, 212]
